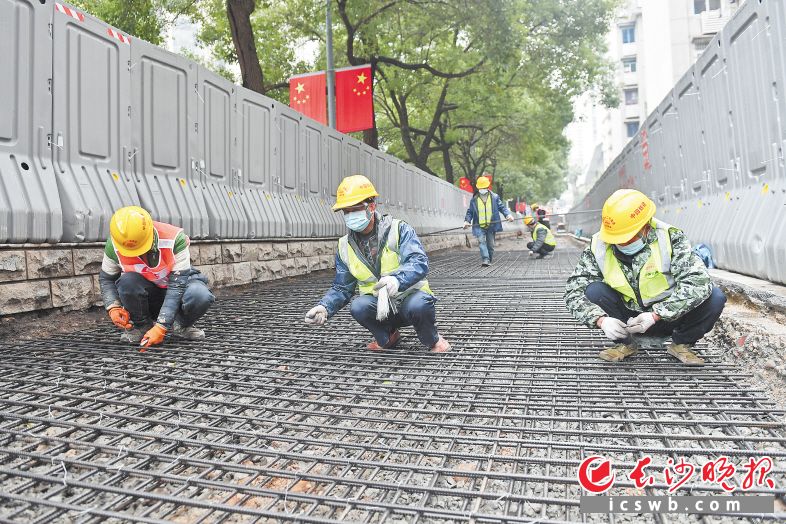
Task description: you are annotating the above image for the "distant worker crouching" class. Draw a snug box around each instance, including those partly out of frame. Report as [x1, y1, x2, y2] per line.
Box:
[462, 176, 514, 267]
[305, 175, 451, 353]
[564, 189, 725, 365]
[99, 206, 215, 349]
[524, 216, 556, 258]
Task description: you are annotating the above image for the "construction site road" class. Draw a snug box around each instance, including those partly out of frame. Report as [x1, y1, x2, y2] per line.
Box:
[1, 240, 785, 523]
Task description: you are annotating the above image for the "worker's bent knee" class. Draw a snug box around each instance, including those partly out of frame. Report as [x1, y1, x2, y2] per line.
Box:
[705, 287, 726, 316]
[116, 272, 150, 296]
[402, 293, 436, 320]
[182, 281, 215, 311]
[350, 295, 376, 320]
[584, 281, 616, 304]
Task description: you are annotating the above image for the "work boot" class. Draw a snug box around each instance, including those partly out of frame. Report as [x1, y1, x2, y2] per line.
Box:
[481, 260, 490, 267]
[431, 335, 451, 353]
[120, 327, 147, 345]
[173, 321, 206, 341]
[368, 330, 400, 351]
[667, 343, 704, 366]
[598, 344, 639, 362]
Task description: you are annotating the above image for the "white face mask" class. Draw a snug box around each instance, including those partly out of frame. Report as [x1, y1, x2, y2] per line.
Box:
[478, 189, 489, 195]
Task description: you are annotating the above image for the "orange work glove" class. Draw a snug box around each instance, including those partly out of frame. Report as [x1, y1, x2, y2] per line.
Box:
[108, 307, 132, 329]
[140, 324, 167, 350]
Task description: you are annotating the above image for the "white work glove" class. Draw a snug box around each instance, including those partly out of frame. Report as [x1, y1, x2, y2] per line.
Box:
[463, 221, 471, 230]
[626, 312, 658, 334]
[598, 316, 629, 341]
[528, 251, 536, 257]
[506, 215, 514, 222]
[373, 276, 399, 297]
[305, 305, 328, 326]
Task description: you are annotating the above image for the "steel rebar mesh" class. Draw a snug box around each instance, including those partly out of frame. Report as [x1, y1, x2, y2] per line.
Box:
[1, 245, 785, 523]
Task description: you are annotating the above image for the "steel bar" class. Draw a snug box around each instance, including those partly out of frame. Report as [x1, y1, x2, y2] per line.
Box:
[1, 246, 785, 523]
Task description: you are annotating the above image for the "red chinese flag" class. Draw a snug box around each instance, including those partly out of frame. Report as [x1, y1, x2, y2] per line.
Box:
[458, 177, 473, 194]
[335, 65, 374, 133]
[289, 72, 326, 124]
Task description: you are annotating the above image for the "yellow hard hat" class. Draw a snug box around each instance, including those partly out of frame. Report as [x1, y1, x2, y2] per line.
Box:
[523, 216, 537, 225]
[110, 206, 155, 257]
[600, 189, 656, 244]
[531, 203, 540, 210]
[332, 175, 379, 211]
[476, 176, 491, 189]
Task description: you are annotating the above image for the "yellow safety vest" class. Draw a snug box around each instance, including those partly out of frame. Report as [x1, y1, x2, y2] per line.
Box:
[590, 219, 676, 307]
[338, 218, 433, 297]
[477, 195, 492, 228]
[532, 223, 556, 247]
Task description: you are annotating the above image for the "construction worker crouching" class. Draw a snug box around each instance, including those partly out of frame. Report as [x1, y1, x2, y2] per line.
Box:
[462, 176, 514, 267]
[524, 216, 556, 258]
[564, 189, 726, 365]
[99, 206, 215, 349]
[305, 175, 451, 353]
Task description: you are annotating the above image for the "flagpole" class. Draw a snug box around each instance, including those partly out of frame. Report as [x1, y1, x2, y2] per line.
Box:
[325, 0, 336, 129]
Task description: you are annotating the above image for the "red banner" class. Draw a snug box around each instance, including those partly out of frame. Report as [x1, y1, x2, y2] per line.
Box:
[335, 65, 374, 133]
[289, 72, 326, 124]
[458, 177, 473, 194]
[516, 202, 527, 213]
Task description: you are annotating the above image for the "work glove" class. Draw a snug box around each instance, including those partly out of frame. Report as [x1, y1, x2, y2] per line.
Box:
[373, 276, 400, 297]
[305, 305, 328, 326]
[598, 316, 629, 341]
[506, 215, 514, 222]
[626, 312, 658, 334]
[462, 221, 471, 230]
[528, 251, 536, 257]
[140, 323, 167, 350]
[108, 307, 132, 330]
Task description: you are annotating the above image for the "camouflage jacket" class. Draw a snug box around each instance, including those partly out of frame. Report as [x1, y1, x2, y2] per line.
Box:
[564, 225, 713, 327]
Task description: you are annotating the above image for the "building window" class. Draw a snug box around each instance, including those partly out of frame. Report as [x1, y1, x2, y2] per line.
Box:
[621, 25, 635, 44]
[694, 0, 721, 14]
[622, 58, 637, 73]
[626, 121, 640, 137]
[694, 37, 712, 56]
[624, 88, 639, 105]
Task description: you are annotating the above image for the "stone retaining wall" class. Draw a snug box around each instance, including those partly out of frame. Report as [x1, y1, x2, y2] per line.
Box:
[0, 233, 474, 316]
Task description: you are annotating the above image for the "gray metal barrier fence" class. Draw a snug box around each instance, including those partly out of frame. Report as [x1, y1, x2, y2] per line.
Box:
[568, 0, 786, 285]
[0, 0, 476, 244]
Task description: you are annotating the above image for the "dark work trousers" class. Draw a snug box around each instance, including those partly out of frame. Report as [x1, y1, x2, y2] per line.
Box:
[116, 272, 214, 328]
[526, 241, 555, 257]
[350, 290, 439, 347]
[584, 281, 726, 345]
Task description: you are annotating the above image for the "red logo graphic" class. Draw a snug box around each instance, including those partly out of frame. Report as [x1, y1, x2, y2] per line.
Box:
[578, 456, 616, 493]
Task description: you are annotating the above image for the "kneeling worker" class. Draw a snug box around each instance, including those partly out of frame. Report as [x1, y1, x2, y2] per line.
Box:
[524, 216, 556, 258]
[99, 206, 215, 349]
[564, 189, 725, 365]
[305, 175, 451, 352]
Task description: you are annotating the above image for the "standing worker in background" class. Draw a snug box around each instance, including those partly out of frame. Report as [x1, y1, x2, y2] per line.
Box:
[305, 175, 451, 353]
[463, 176, 514, 267]
[524, 216, 556, 258]
[531, 204, 550, 229]
[564, 189, 725, 365]
[99, 206, 215, 349]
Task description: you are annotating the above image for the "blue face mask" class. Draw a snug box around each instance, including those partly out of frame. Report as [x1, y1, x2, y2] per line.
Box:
[344, 209, 371, 232]
[617, 237, 645, 255]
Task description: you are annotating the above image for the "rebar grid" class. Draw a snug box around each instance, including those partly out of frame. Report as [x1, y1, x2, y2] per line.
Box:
[1, 245, 785, 523]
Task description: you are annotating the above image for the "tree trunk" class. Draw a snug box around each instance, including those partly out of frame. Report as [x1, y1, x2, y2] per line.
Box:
[363, 62, 379, 148]
[226, 0, 265, 94]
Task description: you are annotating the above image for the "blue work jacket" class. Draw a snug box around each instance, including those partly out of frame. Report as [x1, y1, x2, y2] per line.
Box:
[318, 214, 430, 317]
[464, 192, 512, 237]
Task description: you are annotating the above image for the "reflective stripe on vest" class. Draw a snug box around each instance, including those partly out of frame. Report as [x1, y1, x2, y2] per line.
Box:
[533, 223, 556, 246]
[116, 222, 184, 288]
[477, 195, 492, 228]
[338, 219, 433, 297]
[591, 219, 675, 307]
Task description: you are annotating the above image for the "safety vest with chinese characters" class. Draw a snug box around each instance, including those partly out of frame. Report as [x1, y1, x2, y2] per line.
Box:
[115, 222, 185, 288]
[477, 195, 493, 229]
[532, 223, 556, 246]
[590, 219, 676, 307]
[338, 219, 433, 297]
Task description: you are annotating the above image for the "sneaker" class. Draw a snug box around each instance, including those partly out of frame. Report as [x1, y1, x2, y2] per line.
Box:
[367, 330, 400, 351]
[667, 344, 704, 366]
[173, 322, 206, 341]
[481, 261, 490, 267]
[598, 344, 639, 362]
[120, 327, 147, 345]
[431, 335, 451, 353]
